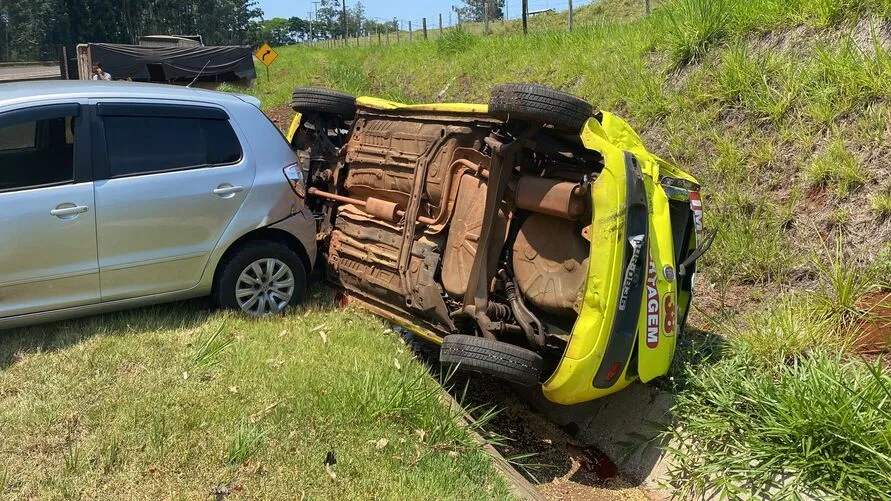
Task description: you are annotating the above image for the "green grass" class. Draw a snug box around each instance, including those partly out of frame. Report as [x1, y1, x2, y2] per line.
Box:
[872, 188, 891, 219]
[661, 0, 733, 67]
[165, 0, 891, 496]
[669, 351, 891, 499]
[242, 0, 891, 494]
[806, 138, 865, 198]
[0, 293, 511, 499]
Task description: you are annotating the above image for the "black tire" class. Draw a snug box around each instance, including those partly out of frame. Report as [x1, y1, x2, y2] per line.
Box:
[215, 240, 307, 315]
[489, 83, 593, 133]
[290, 87, 357, 117]
[439, 335, 543, 387]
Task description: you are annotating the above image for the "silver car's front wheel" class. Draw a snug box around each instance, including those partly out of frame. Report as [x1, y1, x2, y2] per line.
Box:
[216, 241, 307, 316]
[235, 258, 295, 315]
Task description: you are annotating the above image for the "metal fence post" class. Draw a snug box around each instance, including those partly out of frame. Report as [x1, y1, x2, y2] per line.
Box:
[569, 0, 574, 31]
[409, 20, 413, 42]
[422, 18, 428, 40]
[484, 0, 489, 34]
[341, 0, 348, 44]
[439, 13, 443, 35]
[522, 0, 528, 35]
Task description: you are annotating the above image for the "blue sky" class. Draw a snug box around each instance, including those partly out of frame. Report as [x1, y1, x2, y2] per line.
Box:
[256, 0, 576, 24]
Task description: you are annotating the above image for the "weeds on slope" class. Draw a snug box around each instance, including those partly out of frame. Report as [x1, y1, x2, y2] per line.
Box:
[661, 0, 732, 67]
[806, 137, 864, 198]
[669, 351, 891, 499]
[670, 237, 891, 498]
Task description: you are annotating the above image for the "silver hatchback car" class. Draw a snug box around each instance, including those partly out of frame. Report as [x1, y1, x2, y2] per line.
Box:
[0, 81, 316, 329]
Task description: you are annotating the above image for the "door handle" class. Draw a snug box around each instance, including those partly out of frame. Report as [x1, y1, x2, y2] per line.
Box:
[213, 185, 244, 198]
[50, 205, 89, 218]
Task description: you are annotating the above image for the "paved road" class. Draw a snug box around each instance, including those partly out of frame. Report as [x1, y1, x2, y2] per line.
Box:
[0, 63, 61, 82]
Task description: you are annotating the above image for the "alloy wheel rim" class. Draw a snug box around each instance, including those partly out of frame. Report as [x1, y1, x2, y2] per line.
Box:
[235, 258, 295, 316]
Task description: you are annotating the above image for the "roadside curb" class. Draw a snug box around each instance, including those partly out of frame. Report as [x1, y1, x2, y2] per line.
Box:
[439, 389, 547, 501]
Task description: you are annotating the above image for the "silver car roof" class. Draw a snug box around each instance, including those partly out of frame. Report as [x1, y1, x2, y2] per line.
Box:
[0, 80, 255, 108]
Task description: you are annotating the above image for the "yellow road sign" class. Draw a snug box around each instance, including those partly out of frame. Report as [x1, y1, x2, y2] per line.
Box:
[256, 43, 278, 67]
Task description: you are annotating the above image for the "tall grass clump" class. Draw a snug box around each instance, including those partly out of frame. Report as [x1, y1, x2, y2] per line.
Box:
[810, 233, 885, 330]
[669, 352, 891, 499]
[435, 27, 478, 56]
[872, 191, 891, 219]
[225, 421, 267, 465]
[661, 0, 732, 67]
[716, 43, 801, 122]
[704, 200, 798, 284]
[797, 0, 876, 26]
[722, 296, 843, 365]
[806, 138, 864, 198]
[802, 36, 891, 123]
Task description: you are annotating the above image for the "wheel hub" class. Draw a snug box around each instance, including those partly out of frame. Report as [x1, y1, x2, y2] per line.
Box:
[235, 258, 295, 316]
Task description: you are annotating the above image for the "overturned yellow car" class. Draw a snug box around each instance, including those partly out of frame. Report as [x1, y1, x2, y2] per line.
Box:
[286, 84, 710, 404]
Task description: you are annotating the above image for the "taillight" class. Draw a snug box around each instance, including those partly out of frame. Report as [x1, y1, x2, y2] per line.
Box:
[283, 162, 306, 198]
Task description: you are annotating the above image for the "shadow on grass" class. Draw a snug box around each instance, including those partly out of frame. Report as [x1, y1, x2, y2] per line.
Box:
[0, 284, 341, 372]
[0, 298, 218, 371]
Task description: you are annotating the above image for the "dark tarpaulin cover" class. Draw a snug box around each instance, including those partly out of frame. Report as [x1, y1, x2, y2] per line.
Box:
[88, 43, 256, 81]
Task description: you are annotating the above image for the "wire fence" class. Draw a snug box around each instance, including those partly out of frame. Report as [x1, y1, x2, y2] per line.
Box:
[309, 0, 652, 48]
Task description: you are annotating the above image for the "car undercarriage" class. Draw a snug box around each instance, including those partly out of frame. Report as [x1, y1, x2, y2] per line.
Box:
[287, 84, 709, 404]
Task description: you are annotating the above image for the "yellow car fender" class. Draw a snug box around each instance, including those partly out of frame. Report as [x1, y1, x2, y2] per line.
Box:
[542, 117, 634, 404]
[356, 96, 489, 114]
[286, 112, 302, 144]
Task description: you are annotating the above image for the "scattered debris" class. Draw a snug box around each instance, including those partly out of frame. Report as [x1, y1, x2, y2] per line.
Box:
[250, 400, 282, 424]
[210, 484, 230, 501]
[324, 450, 337, 480]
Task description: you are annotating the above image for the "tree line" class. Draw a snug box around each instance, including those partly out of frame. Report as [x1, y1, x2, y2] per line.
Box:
[0, 0, 504, 61]
[0, 0, 263, 61]
[256, 0, 504, 46]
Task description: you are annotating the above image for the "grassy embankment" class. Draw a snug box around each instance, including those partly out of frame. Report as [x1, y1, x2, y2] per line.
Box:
[0, 295, 511, 499]
[245, 0, 891, 497]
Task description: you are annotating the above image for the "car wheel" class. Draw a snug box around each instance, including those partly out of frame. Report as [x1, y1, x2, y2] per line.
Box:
[216, 241, 307, 316]
[439, 334, 543, 387]
[290, 87, 357, 117]
[489, 83, 593, 133]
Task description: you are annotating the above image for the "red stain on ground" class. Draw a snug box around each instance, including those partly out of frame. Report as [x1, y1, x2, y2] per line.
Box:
[566, 442, 619, 482]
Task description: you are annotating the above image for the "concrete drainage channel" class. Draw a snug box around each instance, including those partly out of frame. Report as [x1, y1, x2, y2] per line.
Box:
[406, 331, 675, 500]
[459, 377, 674, 500]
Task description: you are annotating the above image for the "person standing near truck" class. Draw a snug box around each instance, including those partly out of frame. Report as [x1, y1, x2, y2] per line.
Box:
[91, 62, 111, 81]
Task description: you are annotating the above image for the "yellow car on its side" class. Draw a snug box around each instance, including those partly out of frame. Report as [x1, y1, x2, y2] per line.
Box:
[285, 84, 710, 404]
